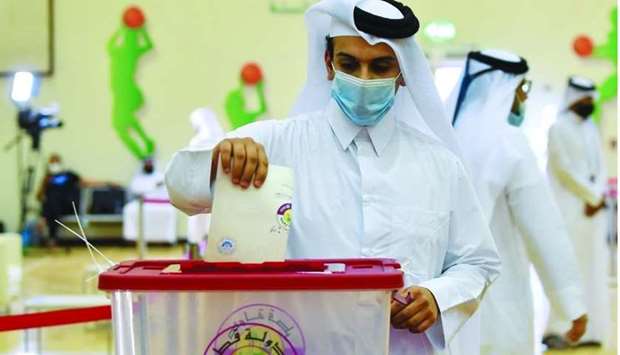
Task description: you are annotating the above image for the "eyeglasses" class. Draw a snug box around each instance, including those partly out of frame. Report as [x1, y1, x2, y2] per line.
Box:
[521, 79, 532, 94]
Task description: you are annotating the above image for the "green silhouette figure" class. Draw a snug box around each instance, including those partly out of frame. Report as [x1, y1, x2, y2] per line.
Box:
[592, 6, 617, 123]
[108, 7, 155, 160]
[225, 81, 268, 129]
[225, 63, 268, 129]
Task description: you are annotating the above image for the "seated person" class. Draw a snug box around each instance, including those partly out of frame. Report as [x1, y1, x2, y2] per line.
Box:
[37, 153, 114, 246]
[123, 159, 177, 243]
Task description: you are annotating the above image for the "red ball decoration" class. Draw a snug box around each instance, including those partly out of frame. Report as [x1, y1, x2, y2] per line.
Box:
[240, 63, 263, 85]
[123, 6, 145, 28]
[573, 35, 594, 57]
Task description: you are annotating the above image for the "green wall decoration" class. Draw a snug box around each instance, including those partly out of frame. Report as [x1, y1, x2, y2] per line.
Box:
[225, 63, 268, 130]
[107, 6, 156, 160]
[592, 6, 617, 123]
[573, 6, 617, 123]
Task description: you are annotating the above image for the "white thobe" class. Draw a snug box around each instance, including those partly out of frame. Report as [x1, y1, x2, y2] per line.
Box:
[457, 127, 586, 355]
[165, 100, 500, 354]
[547, 112, 610, 344]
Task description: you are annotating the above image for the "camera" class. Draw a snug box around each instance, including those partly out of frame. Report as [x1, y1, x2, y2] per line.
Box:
[17, 105, 63, 150]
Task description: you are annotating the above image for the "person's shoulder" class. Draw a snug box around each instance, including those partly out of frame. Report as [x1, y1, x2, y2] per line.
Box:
[228, 111, 326, 149]
[238, 110, 324, 131]
[397, 121, 459, 159]
[396, 121, 464, 174]
[266, 110, 329, 137]
[549, 116, 574, 136]
[67, 171, 81, 180]
[503, 126, 529, 144]
[282, 110, 326, 126]
[501, 128, 536, 161]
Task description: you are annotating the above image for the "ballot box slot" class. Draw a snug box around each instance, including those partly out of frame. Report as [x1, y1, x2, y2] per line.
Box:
[180, 261, 328, 274]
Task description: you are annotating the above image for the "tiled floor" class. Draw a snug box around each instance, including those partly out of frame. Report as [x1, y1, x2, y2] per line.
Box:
[0, 245, 616, 354]
[1, 245, 183, 355]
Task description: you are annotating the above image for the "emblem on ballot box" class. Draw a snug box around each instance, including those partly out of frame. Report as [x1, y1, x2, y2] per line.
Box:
[205, 303, 306, 355]
[217, 238, 237, 255]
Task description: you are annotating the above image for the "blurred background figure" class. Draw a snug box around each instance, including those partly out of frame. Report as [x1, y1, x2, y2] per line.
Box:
[545, 76, 611, 349]
[122, 158, 177, 244]
[36, 153, 114, 247]
[449, 50, 588, 355]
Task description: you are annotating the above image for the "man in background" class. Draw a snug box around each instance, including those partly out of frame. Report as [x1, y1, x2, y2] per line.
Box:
[448, 50, 588, 354]
[545, 76, 611, 348]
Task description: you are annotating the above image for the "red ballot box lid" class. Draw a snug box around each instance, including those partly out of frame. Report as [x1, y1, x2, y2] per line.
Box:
[98, 259, 403, 292]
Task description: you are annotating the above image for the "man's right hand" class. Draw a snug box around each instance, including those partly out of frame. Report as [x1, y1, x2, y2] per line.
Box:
[584, 199, 606, 217]
[211, 138, 269, 189]
[565, 314, 588, 343]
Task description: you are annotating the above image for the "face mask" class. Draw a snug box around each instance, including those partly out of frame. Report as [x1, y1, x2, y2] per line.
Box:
[48, 163, 63, 174]
[330, 66, 400, 127]
[508, 112, 525, 127]
[573, 103, 594, 119]
[508, 100, 526, 127]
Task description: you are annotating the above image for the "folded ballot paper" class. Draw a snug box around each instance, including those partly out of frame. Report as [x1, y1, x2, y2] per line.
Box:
[206, 164, 294, 262]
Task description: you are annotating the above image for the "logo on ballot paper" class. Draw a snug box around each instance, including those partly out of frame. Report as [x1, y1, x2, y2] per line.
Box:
[270, 203, 292, 236]
[205, 303, 306, 355]
[277, 203, 292, 227]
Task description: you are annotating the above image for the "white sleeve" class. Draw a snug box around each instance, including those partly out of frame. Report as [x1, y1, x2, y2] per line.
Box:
[508, 135, 587, 322]
[548, 124, 604, 205]
[419, 159, 501, 348]
[164, 120, 279, 216]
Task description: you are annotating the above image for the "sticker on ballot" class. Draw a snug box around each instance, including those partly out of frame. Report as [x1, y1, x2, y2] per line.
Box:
[206, 163, 294, 262]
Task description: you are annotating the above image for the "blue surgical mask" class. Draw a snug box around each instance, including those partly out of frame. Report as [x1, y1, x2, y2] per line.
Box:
[508, 101, 526, 127]
[508, 112, 525, 127]
[330, 66, 400, 126]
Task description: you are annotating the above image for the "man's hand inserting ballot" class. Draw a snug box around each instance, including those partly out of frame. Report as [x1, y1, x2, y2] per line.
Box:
[390, 286, 439, 333]
[211, 138, 269, 189]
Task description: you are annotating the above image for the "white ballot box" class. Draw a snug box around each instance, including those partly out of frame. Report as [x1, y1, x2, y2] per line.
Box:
[99, 258, 403, 355]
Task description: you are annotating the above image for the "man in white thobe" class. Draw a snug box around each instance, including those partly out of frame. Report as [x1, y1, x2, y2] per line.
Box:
[165, 1, 500, 354]
[448, 50, 588, 355]
[123, 159, 177, 243]
[545, 76, 611, 348]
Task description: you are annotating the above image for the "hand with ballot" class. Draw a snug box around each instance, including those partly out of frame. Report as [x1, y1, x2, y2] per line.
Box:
[205, 137, 293, 263]
[211, 137, 269, 189]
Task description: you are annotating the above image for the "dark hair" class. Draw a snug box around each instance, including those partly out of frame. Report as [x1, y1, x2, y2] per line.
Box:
[325, 36, 334, 60]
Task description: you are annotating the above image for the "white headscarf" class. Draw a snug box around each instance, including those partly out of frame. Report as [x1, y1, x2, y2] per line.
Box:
[560, 75, 598, 111]
[447, 49, 527, 216]
[448, 49, 526, 133]
[290, 0, 460, 155]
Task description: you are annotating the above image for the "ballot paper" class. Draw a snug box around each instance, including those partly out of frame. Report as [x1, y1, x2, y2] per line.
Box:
[206, 164, 294, 262]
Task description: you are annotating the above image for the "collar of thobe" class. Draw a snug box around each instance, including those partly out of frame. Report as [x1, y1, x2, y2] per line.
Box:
[326, 98, 396, 156]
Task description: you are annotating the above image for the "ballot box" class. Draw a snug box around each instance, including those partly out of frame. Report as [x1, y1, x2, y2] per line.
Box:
[99, 258, 403, 355]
